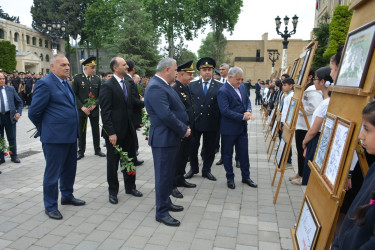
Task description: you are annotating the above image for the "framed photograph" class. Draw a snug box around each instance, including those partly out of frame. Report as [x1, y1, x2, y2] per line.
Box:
[275, 138, 286, 168]
[296, 48, 312, 85]
[336, 21, 375, 88]
[322, 117, 354, 193]
[271, 119, 278, 139]
[295, 196, 321, 250]
[285, 98, 298, 128]
[290, 59, 299, 79]
[313, 113, 336, 173]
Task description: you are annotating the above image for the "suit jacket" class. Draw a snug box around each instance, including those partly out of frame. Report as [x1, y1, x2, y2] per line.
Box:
[144, 75, 188, 147]
[255, 82, 261, 93]
[172, 80, 194, 128]
[189, 78, 223, 132]
[71, 73, 101, 117]
[100, 76, 134, 140]
[28, 73, 79, 143]
[217, 82, 252, 136]
[124, 74, 144, 126]
[1, 85, 23, 125]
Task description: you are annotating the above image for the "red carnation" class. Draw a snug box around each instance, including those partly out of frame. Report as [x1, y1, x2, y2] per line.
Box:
[145, 137, 149, 141]
[4, 152, 8, 156]
[132, 171, 136, 176]
[9, 151, 13, 155]
[127, 171, 131, 175]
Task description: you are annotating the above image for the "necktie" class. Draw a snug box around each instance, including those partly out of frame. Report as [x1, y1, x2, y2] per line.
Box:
[203, 82, 208, 96]
[121, 80, 128, 101]
[0, 87, 5, 114]
[62, 80, 74, 103]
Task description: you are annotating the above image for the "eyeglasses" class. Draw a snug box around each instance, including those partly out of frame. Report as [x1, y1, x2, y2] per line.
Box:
[312, 78, 319, 81]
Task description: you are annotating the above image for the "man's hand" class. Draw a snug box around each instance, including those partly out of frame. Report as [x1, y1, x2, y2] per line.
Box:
[109, 134, 117, 146]
[184, 127, 191, 138]
[88, 105, 96, 111]
[13, 113, 20, 121]
[245, 112, 255, 121]
[81, 106, 91, 115]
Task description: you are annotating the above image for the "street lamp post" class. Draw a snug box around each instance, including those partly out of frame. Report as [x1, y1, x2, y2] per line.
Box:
[267, 49, 280, 74]
[32, 20, 66, 55]
[275, 15, 298, 72]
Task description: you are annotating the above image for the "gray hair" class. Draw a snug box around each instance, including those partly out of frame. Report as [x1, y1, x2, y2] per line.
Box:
[228, 67, 243, 77]
[50, 54, 66, 65]
[156, 58, 176, 73]
[220, 63, 229, 69]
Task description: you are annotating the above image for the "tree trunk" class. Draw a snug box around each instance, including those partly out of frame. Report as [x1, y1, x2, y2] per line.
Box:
[66, 38, 71, 61]
[75, 38, 80, 74]
[168, 37, 175, 58]
[86, 41, 91, 58]
[96, 48, 100, 74]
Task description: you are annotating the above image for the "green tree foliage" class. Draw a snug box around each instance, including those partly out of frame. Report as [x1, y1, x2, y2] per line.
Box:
[142, 0, 205, 57]
[105, 0, 161, 76]
[324, 5, 353, 60]
[0, 6, 20, 23]
[0, 41, 17, 71]
[173, 42, 197, 66]
[312, 12, 330, 69]
[198, 32, 228, 65]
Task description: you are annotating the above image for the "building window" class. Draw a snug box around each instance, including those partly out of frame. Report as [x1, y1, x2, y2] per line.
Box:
[57, 44, 60, 51]
[39, 38, 42, 47]
[45, 40, 48, 48]
[14, 32, 19, 42]
[40, 53, 44, 61]
[46, 68, 50, 73]
[41, 68, 44, 74]
[46, 54, 49, 62]
[32, 37, 36, 45]
[0, 29, 4, 39]
[26, 35, 30, 44]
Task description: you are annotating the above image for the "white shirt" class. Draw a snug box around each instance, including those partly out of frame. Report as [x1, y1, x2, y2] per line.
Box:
[0, 87, 10, 112]
[281, 90, 294, 123]
[114, 74, 126, 90]
[155, 74, 169, 86]
[295, 85, 323, 130]
[202, 79, 212, 92]
[311, 97, 330, 132]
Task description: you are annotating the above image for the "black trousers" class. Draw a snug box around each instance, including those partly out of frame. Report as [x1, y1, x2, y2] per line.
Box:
[295, 129, 307, 177]
[255, 92, 262, 105]
[0, 112, 17, 159]
[78, 114, 100, 155]
[174, 136, 192, 187]
[190, 130, 217, 174]
[105, 129, 136, 195]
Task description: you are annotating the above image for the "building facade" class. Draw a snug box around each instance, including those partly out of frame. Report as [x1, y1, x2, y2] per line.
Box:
[225, 33, 309, 81]
[314, 0, 352, 27]
[0, 18, 65, 73]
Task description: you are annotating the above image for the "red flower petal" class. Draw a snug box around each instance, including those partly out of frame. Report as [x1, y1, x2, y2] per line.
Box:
[145, 137, 149, 140]
[9, 151, 13, 155]
[127, 171, 131, 175]
[4, 152, 8, 156]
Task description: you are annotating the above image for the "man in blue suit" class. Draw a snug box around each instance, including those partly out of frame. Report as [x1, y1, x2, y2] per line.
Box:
[0, 72, 23, 168]
[217, 67, 257, 189]
[29, 54, 85, 220]
[144, 58, 190, 227]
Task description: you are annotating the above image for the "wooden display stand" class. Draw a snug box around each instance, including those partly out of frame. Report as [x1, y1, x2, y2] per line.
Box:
[272, 41, 318, 204]
[291, 1, 375, 248]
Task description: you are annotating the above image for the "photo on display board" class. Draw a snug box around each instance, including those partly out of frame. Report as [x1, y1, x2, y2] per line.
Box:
[296, 48, 312, 85]
[275, 138, 286, 168]
[321, 117, 354, 193]
[336, 20, 375, 88]
[313, 113, 336, 173]
[295, 196, 321, 250]
[271, 119, 278, 139]
[285, 98, 298, 128]
[290, 59, 299, 80]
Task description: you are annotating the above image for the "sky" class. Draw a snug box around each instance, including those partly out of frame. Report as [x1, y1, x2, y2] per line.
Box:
[0, 0, 317, 54]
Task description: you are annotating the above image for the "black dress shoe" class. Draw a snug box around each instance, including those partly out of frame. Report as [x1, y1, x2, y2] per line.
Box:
[178, 180, 196, 188]
[45, 209, 63, 220]
[216, 159, 223, 165]
[11, 157, 21, 163]
[156, 215, 180, 227]
[184, 170, 198, 179]
[95, 151, 106, 157]
[169, 203, 184, 212]
[202, 172, 217, 181]
[77, 153, 84, 160]
[109, 194, 118, 204]
[61, 198, 86, 206]
[242, 178, 258, 188]
[227, 180, 235, 189]
[0, 171, 2, 174]
[171, 188, 183, 199]
[236, 161, 240, 168]
[134, 159, 144, 166]
[126, 189, 143, 197]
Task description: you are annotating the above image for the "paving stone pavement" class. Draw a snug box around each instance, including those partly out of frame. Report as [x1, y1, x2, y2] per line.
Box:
[0, 91, 305, 249]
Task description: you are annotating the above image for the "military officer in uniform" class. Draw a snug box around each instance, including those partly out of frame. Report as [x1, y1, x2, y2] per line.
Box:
[24, 71, 34, 108]
[72, 57, 106, 160]
[11, 70, 22, 94]
[185, 57, 223, 181]
[171, 60, 197, 199]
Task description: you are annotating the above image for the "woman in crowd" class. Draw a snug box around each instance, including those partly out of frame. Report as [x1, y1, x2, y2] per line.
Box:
[301, 66, 333, 185]
[332, 101, 375, 249]
[290, 68, 323, 185]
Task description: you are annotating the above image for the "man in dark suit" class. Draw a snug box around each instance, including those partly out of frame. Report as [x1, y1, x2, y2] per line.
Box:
[100, 57, 143, 205]
[217, 66, 257, 189]
[72, 57, 105, 160]
[185, 57, 223, 181]
[29, 54, 85, 220]
[125, 60, 144, 166]
[255, 79, 262, 105]
[145, 58, 190, 227]
[0, 72, 23, 166]
[171, 60, 197, 199]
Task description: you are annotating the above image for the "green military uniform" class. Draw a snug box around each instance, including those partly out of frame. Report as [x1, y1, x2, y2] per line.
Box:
[71, 56, 105, 159]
